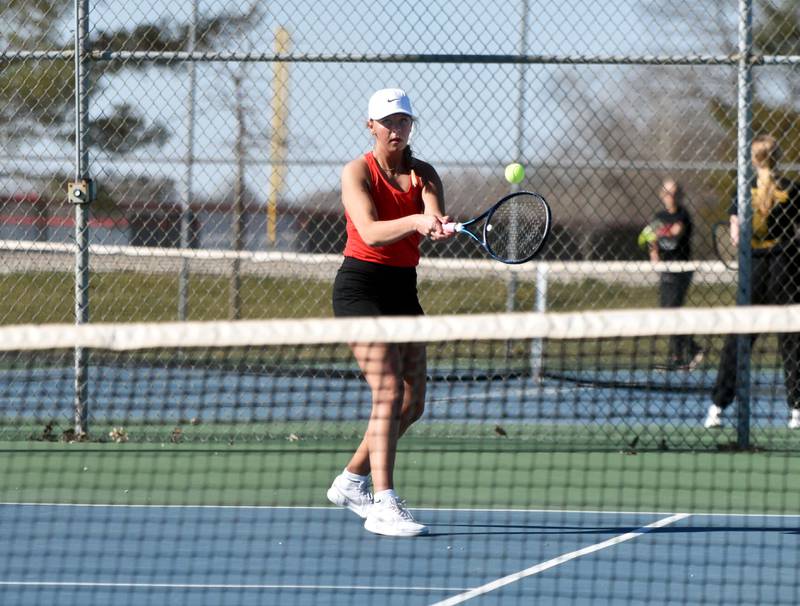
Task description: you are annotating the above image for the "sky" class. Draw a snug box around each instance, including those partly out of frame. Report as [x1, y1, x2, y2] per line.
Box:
[4, 0, 760, 208]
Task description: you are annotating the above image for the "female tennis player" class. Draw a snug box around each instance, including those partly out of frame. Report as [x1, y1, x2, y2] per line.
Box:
[705, 134, 800, 430]
[327, 88, 454, 537]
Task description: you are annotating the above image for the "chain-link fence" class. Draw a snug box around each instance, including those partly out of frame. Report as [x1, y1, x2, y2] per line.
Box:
[1, 0, 799, 323]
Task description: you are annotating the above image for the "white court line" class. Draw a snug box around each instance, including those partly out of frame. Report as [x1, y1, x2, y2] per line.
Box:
[429, 512, 691, 606]
[0, 581, 466, 592]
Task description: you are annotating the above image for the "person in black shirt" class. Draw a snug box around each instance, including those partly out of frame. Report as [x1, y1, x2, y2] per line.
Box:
[648, 178, 704, 370]
[704, 134, 800, 429]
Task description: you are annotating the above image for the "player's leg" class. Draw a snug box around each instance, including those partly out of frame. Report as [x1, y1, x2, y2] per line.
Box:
[778, 331, 800, 428]
[327, 342, 403, 518]
[354, 342, 404, 492]
[772, 249, 800, 427]
[659, 273, 683, 367]
[398, 342, 427, 436]
[361, 340, 429, 537]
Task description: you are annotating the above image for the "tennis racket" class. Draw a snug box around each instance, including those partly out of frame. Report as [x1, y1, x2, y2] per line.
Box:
[443, 191, 551, 264]
[711, 220, 737, 270]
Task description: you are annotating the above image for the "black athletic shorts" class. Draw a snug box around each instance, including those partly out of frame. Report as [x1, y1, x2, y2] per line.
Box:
[332, 257, 424, 317]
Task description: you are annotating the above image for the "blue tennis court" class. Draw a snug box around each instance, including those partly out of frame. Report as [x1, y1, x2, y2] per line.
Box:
[0, 363, 792, 427]
[1, 503, 798, 605]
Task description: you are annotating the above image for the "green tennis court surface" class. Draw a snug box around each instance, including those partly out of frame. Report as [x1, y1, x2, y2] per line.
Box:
[3, 442, 800, 513]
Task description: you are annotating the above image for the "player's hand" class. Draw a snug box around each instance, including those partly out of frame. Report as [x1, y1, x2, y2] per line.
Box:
[416, 215, 447, 240]
[424, 215, 454, 241]
[431, 215, 455, 241]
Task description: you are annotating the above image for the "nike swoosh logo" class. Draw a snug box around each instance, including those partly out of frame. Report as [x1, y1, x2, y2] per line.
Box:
[386, 98, 398, 102]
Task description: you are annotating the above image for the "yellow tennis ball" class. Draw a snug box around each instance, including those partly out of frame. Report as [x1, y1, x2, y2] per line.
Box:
[504, 163, 525, 184]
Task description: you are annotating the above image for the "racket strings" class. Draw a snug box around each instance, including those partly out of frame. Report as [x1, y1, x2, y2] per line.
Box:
[485, 194, 549, 262]
[712, 221, 737, 270]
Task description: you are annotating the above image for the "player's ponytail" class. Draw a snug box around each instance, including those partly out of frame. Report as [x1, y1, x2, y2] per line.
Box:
[403, 145, 414, 170]
[752, 134, 781, 216]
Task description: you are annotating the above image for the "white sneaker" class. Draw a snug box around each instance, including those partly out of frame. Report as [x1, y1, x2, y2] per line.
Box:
[789, 409, 800, 430]
[704, 404, 723, 429]
[327, 473, 372, 519]
[364, 495, 428, 537]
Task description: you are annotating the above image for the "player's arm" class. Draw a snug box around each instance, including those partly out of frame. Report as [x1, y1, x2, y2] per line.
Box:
[730, 214, 739, 247]
[412, 160, 452, 241]
[728, 189, 740, 246]
[341, 158, 440, 247]
[649, 241, 660, 262]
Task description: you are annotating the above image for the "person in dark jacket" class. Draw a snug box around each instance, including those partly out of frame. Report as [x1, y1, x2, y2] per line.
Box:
[705, 134, 800, 429]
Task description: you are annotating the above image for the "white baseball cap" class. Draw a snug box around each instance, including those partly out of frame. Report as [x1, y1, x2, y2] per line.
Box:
[368, 88, 414, 120]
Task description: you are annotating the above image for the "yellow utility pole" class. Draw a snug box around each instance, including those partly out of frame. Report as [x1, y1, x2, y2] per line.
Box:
[268, 27, 290, 246]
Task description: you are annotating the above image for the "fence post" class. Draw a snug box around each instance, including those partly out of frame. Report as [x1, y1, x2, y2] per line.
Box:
[73, 0, 91, 437]
[735, 0, 754, 450]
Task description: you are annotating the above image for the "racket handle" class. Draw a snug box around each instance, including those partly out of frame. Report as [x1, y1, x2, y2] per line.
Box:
[442, 222, 461, 234]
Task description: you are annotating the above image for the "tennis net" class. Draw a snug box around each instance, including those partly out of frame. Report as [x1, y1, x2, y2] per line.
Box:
[2, 306, 799, 605]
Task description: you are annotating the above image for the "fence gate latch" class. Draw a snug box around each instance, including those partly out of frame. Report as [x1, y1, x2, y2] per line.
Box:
[68, 179, 96, 204]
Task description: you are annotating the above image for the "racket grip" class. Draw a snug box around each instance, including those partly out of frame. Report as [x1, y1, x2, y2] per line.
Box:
[442, 222, 460, 234]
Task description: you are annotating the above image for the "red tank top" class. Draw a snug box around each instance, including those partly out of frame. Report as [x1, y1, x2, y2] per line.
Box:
[342, 151, 424, 267]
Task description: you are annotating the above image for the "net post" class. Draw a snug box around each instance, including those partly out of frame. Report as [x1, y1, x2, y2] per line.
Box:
[530, 262, 548, 379]
[734, 0, 754, 450]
